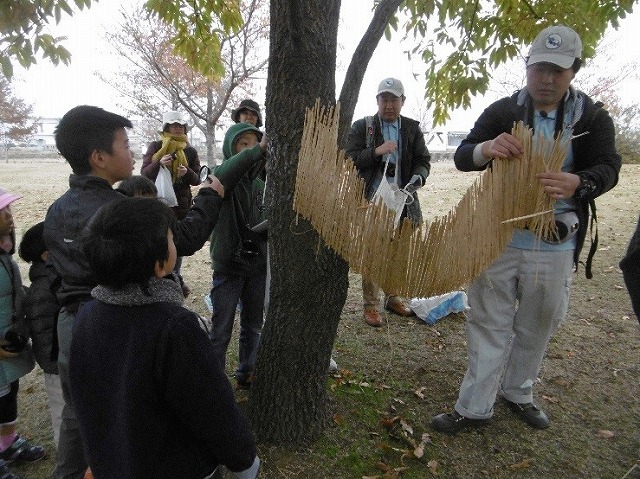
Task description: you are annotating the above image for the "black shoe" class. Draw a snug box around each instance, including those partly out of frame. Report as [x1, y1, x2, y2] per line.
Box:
[504, 399, 549, 429]
[236, 373, 254, 390]
[0, 436, 45, 463]
[0, 459, 20, 479]
[431, 410, 490, 434]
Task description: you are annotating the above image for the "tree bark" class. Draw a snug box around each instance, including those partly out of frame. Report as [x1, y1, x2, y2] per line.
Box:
[248, 0, 348, 444]
[249, 0, 403, 444]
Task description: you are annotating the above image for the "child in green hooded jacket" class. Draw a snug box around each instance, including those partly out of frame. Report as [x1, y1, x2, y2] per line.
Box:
[209, 123, 268, 389]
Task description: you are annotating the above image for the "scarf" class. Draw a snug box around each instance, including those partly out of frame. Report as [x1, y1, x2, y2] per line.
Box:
[91, 277, 184, 307]
[151, 132, 189, 184]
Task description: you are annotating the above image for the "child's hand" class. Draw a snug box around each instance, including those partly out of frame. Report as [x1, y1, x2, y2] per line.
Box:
[201, 175, 225, 198]
[260, 133, 269, 152]
[176, 165, 188, 177]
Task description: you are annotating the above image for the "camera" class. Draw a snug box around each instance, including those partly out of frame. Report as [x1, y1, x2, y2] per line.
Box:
[2, 330, 27, 353]
[543, 211, 579, 245]
[238, 239, 259, 259]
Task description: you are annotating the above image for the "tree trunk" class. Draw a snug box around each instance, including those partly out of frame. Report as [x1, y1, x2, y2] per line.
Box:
[205, 125, 216, 166]
[248, 0, 348, 444]
[337, 0, 404, 146]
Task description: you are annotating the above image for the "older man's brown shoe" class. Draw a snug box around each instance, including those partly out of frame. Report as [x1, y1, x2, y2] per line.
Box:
[385, 296, 414, 317]
[363, 308, 383, 327]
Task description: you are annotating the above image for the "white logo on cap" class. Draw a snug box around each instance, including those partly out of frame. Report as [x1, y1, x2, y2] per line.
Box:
[545, 33, 562, 50]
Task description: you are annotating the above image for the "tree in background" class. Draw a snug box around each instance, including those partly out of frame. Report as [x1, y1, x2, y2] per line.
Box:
[402, 0, 634, 125]
[606, 99, 640, 163]
[0, 76, 37, 153]
[577, 48, 640, 163]
[99, 1, 268, 163]
[0, 0, 94, 78]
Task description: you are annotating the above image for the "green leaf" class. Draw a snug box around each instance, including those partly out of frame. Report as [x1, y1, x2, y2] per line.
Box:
[0, 55, 14, 78]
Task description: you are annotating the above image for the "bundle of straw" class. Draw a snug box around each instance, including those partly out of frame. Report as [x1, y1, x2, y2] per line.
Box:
[293, 104, 570, 297]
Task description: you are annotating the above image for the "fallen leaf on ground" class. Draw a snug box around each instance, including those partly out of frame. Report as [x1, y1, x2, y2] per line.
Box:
[412, 433, 431, 459]
[428, 459, 438, 474]
[414, 386, 426, 399]
[509, 458, 532, 470]
[541, 394, 559, 403]
[380, 416, 401, 429]
[400, 419, 413, 435]
[597, 430, 615, 439]
[413, 443, 424, 459]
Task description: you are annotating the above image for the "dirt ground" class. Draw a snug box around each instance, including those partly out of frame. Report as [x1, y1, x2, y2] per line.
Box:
[1, 157, 638, 478]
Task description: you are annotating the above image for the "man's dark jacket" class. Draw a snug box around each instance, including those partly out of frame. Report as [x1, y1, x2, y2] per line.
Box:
[345, 113, 431, 225]
[454, 89, 621, 276]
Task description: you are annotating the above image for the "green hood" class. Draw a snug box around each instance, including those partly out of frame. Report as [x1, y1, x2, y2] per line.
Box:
[222, 123, 263, 160]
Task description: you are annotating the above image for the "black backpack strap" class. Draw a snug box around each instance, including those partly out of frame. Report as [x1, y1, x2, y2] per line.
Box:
[582, 198, 598, 279]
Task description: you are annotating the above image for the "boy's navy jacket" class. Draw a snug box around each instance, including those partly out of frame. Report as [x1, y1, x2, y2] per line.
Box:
[210, 123, 267, 277]
[69, 279, 257, 478]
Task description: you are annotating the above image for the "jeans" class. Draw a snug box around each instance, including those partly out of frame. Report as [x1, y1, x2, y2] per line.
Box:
[209, 272, 266, 382]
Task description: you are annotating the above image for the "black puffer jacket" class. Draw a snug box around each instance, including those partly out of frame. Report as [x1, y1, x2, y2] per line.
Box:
[23, 261, 59, 374]
[44, 175, 222, 309]
[454, 89, 622, 277]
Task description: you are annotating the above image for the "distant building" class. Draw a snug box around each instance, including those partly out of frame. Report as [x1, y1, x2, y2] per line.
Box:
[424, 129, 469, 161]
[29, 117, 58, 148]
[30, 117, 157, 154]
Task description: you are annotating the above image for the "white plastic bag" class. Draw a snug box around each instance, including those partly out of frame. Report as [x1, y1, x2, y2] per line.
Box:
[371, 161, 412, 228]
[155, 166, 178, 207]
[410, 291, 469, 325]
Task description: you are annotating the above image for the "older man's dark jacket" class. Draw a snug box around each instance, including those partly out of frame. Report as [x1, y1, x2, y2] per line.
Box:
[345, 113, 431, 225]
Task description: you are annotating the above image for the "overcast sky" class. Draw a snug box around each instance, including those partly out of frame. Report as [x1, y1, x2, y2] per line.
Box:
[12, 1, 640, 132]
